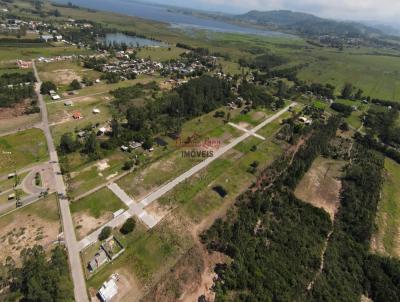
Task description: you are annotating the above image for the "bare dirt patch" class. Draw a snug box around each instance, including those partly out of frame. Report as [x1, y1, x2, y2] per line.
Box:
[73, 211, 111, 240]
[0, 198, 60, 263]
[0, 99, 34, 119]
[295, 157, 345, 220]
[41, 69, 81, 85]
[238, 121, 251, 129]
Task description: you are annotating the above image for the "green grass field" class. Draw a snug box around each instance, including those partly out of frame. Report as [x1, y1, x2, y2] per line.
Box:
[298, 50, 400, 101]
[374, 158, 400, 258]
[70, 187, 127, 218]
[0, 128, 48, 175]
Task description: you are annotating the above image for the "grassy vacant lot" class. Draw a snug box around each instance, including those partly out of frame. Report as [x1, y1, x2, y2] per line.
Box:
[71, 187, 127, 239]
[0, 128, 48, 175]
[136, 46, 185, 61]
[0, 113, 41, 135]
[68, 151, 131, 199]
[0, 194, 60, 262]
[38, 60, 101, 87]
[295, 156, 345, 220]
[373, 158, 400, 258]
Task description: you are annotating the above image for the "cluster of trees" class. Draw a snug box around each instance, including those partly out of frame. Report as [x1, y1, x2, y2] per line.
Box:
[298, 82, 336, 99]
[0, 84, 35, 108]
[364, 107, 400, 147]
[308, 146, 400, 302]
[341, 83, 363, 100]
[59, 131, 101, 160]
[0, 72, 35, 86]
[0, 72, 36, 108]
[238, 52, 287, 71]
[40, 81, 57, 95]
[108, 75, 232, 149]
[0, 245, 73, 301]
[201, 117, 340, 301]
[330, 102, 354, 117]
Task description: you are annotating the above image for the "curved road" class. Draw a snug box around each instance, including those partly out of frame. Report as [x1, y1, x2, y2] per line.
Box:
[33, 61, 88, 302]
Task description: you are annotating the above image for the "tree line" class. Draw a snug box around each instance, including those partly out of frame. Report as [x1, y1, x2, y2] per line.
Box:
[201, 117, 340, 301]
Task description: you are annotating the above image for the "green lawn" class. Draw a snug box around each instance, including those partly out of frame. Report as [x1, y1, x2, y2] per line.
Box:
[375, 158, 400, 258]
[0, 128, 48, 175]
[70, 187, 127, 219]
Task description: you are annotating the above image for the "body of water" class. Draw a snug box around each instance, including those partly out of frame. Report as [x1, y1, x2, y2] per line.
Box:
[55, 0, 294, 38]
[102, 33, 166, 47]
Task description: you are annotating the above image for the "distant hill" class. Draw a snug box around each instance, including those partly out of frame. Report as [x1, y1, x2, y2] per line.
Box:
[234, 10, 382, 37]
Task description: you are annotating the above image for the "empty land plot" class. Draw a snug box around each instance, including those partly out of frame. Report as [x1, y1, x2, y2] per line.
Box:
[295, 156, 345, 220]
[0, 128, 48, 175]
[0, 194, 60, 263]
[373, 158, 400, 258]
[136, 46, 185, 61]
[71, 187, 128, 239]
[0, 113, 40, 135]
[37, 60, 101, 85]
[68, 152, 131, 198]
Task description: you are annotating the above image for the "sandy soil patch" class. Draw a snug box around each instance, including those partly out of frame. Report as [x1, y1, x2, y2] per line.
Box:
[73, 211, 111, 240]
[238, 121, 251, 129]
[294, 157, 345, 220]
[252, 111, 266, 121]
[96, 160, 110, 171]
[145, 201, 175, 223]
[0, 212, 60, 263]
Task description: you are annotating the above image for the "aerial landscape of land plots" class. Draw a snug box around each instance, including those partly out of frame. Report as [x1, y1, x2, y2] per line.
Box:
[1, 0, 400, 302]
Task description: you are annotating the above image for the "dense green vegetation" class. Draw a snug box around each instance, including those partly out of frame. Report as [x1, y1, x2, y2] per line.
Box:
[0, 72, 36, 108]
[202, 117, 339, 301]
[308, 147, 400, 302]
[0, 245, 73, 302]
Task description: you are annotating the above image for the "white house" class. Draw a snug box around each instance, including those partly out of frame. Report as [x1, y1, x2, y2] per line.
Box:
[52, 95, 61, 101]
[92, 108, 101, 114]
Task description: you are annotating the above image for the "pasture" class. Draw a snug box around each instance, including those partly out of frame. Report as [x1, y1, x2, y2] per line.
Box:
[0, 128, 48, 175]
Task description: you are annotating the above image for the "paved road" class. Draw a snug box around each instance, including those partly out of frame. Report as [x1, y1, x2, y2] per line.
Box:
[0, 193, 41, 217]
[228, 122, 265, 140]
[22, 163, 57, 195]
[78, 103, 295, 251]
[33, 61, 89, 302]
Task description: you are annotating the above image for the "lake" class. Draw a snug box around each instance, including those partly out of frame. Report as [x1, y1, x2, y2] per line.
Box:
[102, 33, 167, 47]
[55, 0, 294, 38]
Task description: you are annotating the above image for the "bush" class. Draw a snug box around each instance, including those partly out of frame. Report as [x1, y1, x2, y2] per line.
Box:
[69, 79, 82, 90]
[40, 81, 56, 95]
[123, 160, 134, 171]
[98, 226, 112, 241]
[120, 218, 136, 235]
